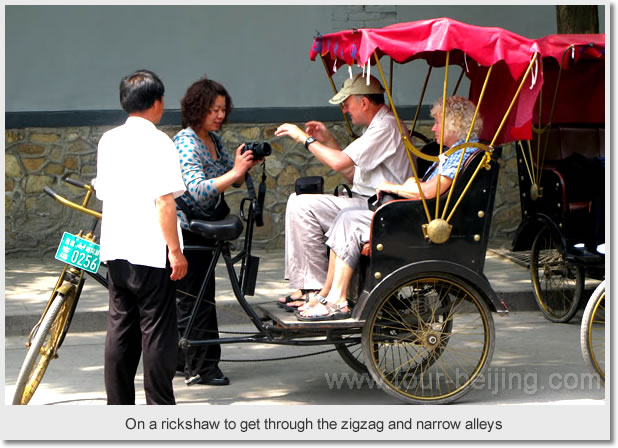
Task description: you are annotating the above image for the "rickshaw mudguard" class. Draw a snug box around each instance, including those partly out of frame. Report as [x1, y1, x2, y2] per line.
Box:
[356, 260, 501, 321]
[511, 213, 562, 251]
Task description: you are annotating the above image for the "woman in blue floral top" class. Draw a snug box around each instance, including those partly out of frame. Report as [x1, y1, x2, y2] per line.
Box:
[174, 76, 260, 386]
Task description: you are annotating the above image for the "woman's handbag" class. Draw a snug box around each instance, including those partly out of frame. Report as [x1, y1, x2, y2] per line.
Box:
[176, 193, 230, 222]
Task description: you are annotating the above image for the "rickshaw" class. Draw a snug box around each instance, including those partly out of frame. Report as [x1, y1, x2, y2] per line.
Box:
[511, 34, 605, 323]
[14, 17, 544, 405]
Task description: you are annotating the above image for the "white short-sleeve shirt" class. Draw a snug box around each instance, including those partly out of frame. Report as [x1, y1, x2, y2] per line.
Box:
[95, 117, 186, 268]
[343, 105, 413, 197]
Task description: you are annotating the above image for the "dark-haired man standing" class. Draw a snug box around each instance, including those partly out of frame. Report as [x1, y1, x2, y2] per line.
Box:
[96, 69, 188, 405]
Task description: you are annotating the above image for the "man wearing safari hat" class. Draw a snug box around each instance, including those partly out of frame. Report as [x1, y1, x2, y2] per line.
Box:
[274, 73, 413, 310]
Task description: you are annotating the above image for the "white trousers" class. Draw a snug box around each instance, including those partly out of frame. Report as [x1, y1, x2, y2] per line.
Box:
[284, 193, 367, 290]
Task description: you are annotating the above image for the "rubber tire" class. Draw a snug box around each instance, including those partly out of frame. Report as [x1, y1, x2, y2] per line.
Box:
[361, 271, 495, 405]
[335, 337, 368, 374]
[580, 280, 605, 381]
[530, 225, 584, 323]
[12, 287, 76, 405]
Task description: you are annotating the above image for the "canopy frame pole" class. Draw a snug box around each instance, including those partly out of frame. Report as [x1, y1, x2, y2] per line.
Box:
[373, 51, 431, 223]
[435, 52, 451, 218]
[452, 67, 466, 96]
[489, 52, 539, 147]
[442, 65, 493, 220]
[410, 64, 433, 141]
[538, 45, 572, 187]
[319, 54, 357, 138]
[389, 57, 394, 97]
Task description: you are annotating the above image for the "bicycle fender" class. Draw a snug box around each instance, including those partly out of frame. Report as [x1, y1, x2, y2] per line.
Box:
[357, 260, 501, 320]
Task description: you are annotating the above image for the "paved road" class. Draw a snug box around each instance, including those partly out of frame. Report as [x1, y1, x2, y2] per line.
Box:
[5, 311, 605, 406]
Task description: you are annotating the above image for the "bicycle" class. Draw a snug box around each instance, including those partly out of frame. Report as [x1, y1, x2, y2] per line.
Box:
[580, 279, 605, 381]
[12, 177, 108, 405]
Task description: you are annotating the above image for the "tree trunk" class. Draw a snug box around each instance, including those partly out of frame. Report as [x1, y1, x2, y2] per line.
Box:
[556, 5, 599, 34]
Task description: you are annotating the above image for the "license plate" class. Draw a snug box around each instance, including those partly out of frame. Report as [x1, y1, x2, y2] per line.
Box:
[55, 232, 101, 274]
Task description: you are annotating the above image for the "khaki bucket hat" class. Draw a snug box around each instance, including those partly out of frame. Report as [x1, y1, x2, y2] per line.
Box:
[328, 73, 385, 105]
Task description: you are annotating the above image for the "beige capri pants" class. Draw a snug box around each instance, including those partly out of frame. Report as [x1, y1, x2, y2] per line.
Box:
[325, 208, 374, 269]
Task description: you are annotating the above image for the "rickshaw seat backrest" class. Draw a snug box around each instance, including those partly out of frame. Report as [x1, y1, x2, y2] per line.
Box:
[535, 125, 605, 161]
[363, 146, 500, 275]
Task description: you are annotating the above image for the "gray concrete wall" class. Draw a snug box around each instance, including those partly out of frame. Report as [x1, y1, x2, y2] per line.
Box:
[8, 4, 603, 113]
[5, 5, 605, 256]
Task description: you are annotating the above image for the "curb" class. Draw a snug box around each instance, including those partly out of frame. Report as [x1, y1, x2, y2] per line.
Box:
[6, 291, 543, 337]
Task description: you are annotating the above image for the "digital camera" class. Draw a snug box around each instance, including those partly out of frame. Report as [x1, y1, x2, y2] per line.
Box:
[242, 142, 272, 160]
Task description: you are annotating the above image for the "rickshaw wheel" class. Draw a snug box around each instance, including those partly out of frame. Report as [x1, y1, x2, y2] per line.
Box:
[361, 272, 495, 404]
[580, 281, 605, 381]
[335, 337, 368, 374]
[530, 225, 584, 323]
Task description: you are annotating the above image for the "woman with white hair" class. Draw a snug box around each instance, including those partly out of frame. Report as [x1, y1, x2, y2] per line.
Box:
[297, 96, 484, 321]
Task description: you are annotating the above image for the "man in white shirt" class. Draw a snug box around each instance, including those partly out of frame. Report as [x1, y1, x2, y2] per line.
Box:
[274, 73, 413, 308]
[96, 70, 188, 405]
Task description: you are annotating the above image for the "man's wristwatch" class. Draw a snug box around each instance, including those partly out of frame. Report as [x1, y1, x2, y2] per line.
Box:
[304, 137, 316, 150]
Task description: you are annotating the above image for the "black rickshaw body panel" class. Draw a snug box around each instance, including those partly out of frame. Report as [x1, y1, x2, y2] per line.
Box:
[355, 147, 502, 312]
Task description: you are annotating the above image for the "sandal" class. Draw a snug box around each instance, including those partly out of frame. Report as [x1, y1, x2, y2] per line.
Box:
[296, 300, 351, 322]
[297, 293, 327, 312]
[278, 289, 309, 308]
[281, 299, 308, 312]
[280, 290, 319, 312]
[277, 294, 301, 307]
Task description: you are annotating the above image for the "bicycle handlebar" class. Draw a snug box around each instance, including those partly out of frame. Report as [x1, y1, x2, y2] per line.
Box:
[44, 184, 102, 220]
[64, 176, 94, 192]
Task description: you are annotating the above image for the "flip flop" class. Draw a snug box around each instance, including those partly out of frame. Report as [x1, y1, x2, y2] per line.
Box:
[296, 301, 351, 322]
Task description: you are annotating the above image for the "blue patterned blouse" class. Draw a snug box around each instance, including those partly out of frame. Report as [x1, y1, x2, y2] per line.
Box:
[424, 139, 480, 181]
[173, 127, 234, 230]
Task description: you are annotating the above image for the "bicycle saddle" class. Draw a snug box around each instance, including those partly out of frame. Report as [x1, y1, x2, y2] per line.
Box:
[189, 215, 244, 241]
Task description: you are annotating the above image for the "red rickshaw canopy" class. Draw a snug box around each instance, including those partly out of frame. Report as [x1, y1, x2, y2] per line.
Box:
[309, 17, 544, 144]
[532, 34, 605, 125]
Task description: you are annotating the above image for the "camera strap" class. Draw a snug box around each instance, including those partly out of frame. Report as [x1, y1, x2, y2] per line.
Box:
[257, 161, 267, 226]
[245, 162, 266, 227]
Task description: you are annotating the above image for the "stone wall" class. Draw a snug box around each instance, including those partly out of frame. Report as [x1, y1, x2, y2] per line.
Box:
[5, 121, 519, 255]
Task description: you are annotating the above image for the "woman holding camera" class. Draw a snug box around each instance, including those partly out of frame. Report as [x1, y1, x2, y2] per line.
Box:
[174, 76, 260, 386]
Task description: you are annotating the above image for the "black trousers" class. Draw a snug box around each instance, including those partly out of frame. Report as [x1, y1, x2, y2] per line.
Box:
[176, 229, 221, 379]
[105, 258, 177, 405]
